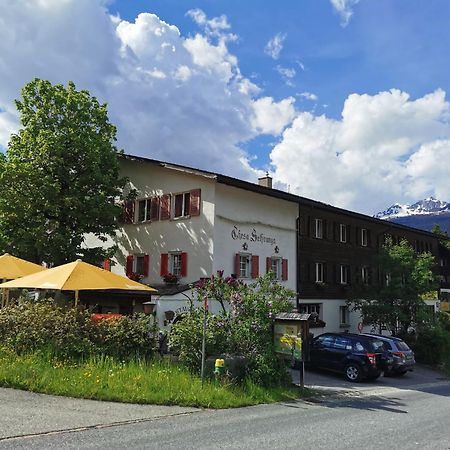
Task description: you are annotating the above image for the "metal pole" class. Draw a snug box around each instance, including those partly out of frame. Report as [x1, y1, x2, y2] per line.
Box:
[200, 296, 208, 385]
[299, 361, 305, 389]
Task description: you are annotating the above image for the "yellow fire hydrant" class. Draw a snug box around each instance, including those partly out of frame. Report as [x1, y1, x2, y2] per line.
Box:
[214, 358, 225, 376]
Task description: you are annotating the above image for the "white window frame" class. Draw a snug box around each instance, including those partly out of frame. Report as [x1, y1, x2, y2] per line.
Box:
[271, 257, 282, 280]
[134, 254, 145, 275]
[172, 192, 190, 219]
[339, 224, 347, 243]
[361, 266, 370, 285]
[299, 303, 322, 318]
[339, 305, 349, 326]
[315, 219, 323, 239]
[137, 198, 152, 222]
[340, 264, 349, 284]
[361, 228, 368, 247]
[315, 262, 324, 283]
[169, 252, 182, 277]
[239, 254, 251, 279]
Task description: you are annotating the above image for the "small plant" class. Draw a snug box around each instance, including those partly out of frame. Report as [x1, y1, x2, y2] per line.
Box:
[162, 272, 179, 284]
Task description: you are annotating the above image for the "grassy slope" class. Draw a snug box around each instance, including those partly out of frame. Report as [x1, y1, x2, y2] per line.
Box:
[0, 348, 310, 409]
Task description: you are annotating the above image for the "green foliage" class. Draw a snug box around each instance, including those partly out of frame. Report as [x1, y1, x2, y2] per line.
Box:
[0, 348, 307, 408]
[349, 238, 438, 335]
[432, 224, 450, 250]
[406, 313, 450, 366]
[0, 78, 126, 265]
[170, 272, 294, 385]
[0, 299, 156, 360]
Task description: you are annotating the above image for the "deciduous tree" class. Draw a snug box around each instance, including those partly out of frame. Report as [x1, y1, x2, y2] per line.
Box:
[0, 79, 125, 265]
[348, 239, 438, 335]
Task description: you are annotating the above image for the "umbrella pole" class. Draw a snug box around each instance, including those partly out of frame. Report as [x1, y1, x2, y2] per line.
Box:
[1, 280, 5, 308]
[74, 290, 79, 307]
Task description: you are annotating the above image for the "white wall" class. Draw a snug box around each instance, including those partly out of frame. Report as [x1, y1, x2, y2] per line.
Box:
[213, 183, 298, 290]
[113, 159, 217, 285]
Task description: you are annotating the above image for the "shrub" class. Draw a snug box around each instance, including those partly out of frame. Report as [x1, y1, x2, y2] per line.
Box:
[0, 298, 157, 360]
[170, 272, 294, 385]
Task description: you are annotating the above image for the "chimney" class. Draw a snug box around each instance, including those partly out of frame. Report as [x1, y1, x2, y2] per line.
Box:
[258, 172, 272, 189]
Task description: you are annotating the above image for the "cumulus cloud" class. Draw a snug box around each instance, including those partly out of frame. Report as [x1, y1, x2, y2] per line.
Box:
[264, 32, 287, 60]
[330, 0, 360, 27]
[0, 0, 291, 181]
[251, 97, 296, 135]
[270, 89, 450, 214]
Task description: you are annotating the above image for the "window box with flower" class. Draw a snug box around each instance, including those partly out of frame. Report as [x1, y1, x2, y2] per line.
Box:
[162, 272, 179, 285]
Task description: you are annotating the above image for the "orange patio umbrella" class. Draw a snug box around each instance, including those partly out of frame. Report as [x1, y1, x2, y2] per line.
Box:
[0, 259, 156, 306]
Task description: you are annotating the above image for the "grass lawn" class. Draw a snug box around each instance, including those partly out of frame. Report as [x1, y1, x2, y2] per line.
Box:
[0, 347, 311, 409]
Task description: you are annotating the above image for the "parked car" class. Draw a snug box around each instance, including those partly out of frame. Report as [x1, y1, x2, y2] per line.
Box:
[361, 333, 415, 376]
[308, 332, 393, 382]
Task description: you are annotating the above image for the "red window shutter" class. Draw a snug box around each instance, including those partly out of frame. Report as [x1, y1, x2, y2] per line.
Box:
[282, 259, 288, 281]
[189, 189, 201, 216]
[151, 197, 160, 221]
[143, 254, 149, 277]
[160, 194, 171, 220]
[180, 252, 188, 277]
[103, 258, 110, 271]
[160, 253, 168, 276]
[251, 255, 259, 278]
[126, 255, 134, 276]
[234, 254, 240, 277]
[123, 201, 135, 224]
[266, 257, 271, 273]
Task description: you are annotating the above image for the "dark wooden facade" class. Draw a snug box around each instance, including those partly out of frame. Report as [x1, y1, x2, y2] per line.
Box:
[297, 201, 440, 301]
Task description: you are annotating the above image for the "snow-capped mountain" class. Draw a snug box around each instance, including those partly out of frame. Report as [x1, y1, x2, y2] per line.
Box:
[375, 197, 450, 219]
[374, 197, 450, 233]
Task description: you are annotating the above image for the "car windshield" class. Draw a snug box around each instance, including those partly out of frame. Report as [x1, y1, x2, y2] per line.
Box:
[367, 339, 386, 352]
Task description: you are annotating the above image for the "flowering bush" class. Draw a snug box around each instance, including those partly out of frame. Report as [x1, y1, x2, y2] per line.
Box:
[162, 272, 179, 284]
[170, 272, 295, 385]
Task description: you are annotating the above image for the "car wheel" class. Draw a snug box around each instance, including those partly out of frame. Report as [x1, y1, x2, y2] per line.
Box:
[344, 363, 362, 382]
[397, 370, 407, 376]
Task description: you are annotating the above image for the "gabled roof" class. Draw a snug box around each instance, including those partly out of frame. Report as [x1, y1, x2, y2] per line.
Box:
[120, 153, 442, 240]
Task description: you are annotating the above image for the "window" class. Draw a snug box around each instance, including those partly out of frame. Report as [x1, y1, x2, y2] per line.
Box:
[314, 219, 323, 239]
[137, 199, 152, 222]
[266, 257, 288, 281]
[361, 228, 368, 247]
[135, 255, 145, 275]
[160, 252, 188, 278]
[333, 335, 351, 349]
[299, 303, 322, 321]
[361, 266, 370, 285]
[339, 305, 349, 326]
[316, 334, 334, 348]
[239, 254, 251, 278]
[173, 192, 190, 218]
[315, 262, 324, 283]
[271, 257, 282, 280]
[169, 253, 182, 277]
[339, 224, 347, 243]
[126, 254, 149, 277]
[340, 265, 349, 284]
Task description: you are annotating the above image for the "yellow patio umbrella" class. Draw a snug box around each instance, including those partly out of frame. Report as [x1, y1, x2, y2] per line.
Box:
[0, 259, 156, 306]
[0, 253, 47, 280]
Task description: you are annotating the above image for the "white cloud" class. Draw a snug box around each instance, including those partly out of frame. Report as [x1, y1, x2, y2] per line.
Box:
[264, 33, 287, 60]
[251, 97, 296, 135]
[330, 0, 360, 27]
[0, 0, 294, 182]
[299, 92, 318, 101]
[270, 89, 450, 214]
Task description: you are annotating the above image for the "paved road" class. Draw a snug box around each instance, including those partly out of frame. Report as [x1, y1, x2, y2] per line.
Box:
[0, 366, 449, 449]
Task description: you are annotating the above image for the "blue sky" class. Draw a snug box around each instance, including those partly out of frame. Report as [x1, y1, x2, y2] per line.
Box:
[0, 0, 449, 214]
